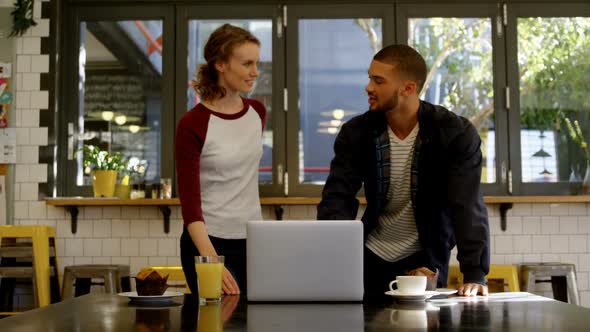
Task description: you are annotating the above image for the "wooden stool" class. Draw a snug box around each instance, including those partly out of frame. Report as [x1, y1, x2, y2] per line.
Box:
[145, 266, 189, 293]
[0, 226, 60, 308]
[520, 263, 579, 305]
[62, 265, 131, 299]
[447, 264, 520, 292]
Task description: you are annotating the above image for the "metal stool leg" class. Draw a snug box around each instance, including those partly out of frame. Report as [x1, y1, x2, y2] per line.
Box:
[103, 272, 117, 294]
[61, 268, 75, 300]
[566, 271, 580, 305]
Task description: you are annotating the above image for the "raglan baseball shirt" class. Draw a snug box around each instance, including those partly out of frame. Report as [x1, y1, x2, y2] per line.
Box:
[176, 97, 266, 239]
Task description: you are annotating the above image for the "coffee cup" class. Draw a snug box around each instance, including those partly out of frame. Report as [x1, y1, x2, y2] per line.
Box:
[388, 275, 427, 295]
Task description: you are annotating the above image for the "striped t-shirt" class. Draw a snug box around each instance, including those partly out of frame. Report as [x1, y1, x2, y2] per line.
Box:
[366, 123, 422, 262]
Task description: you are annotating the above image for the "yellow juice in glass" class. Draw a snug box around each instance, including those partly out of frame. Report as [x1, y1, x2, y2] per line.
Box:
[197, 303, 222, 332]
[195, 262, 223, 300]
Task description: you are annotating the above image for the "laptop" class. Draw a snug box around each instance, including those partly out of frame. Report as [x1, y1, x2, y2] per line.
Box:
[246, 220, 364, 301]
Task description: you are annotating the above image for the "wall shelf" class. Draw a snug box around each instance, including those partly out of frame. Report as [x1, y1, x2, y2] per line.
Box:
[46, 196, 590, 234]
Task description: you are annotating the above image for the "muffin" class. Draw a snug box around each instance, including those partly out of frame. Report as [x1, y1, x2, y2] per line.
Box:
[135, 268, 169, 296]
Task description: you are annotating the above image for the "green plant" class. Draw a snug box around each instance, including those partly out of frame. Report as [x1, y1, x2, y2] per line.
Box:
[76, 145, 127, 172]
[564, 118, 590, 163]
[9, 0, 37, 37]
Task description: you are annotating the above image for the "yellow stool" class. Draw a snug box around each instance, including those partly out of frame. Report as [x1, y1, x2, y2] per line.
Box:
[144, 266, 189, 293]
[0, 226, 60, 308]
[447, 264, 520, 292]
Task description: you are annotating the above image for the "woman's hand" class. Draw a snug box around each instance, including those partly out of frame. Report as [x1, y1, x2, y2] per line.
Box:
[222, 267, 240, 295]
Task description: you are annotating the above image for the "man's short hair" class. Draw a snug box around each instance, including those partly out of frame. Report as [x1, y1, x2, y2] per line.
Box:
[373, 44, 427, 93]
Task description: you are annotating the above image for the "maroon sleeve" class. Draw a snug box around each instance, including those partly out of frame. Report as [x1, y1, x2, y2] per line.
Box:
[175, 108, 210, 226]
[247, 98, 267, 130]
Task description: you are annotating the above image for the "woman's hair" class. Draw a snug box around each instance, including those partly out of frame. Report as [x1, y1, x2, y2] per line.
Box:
[194, 24, 260, 101]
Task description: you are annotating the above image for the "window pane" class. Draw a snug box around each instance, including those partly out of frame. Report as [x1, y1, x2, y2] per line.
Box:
[187, 20, 273, 184]
[409, 18, 496, 183]
[299, 19, 382, 184]
[518, 17, 590, 184]
[77, 20, 163, 186]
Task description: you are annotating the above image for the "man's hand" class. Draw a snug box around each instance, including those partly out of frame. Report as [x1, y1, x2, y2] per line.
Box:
[458, 283, 488, 297]
[221, 267, 240, 295]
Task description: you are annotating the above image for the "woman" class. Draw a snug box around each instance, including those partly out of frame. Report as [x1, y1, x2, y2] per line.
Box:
[176, 24, 266, 295]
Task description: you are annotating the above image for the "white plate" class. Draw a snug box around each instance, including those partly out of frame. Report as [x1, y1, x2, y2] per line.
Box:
[384, 290, 440, 301]
[435, 288, 458, 295]
[118, 291, 184, 304]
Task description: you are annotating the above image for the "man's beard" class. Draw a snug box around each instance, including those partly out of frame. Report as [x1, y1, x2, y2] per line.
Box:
[372, 93, 399, 112]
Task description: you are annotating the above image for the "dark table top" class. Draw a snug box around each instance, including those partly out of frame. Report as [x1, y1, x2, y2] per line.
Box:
[1, 292, 589, 331]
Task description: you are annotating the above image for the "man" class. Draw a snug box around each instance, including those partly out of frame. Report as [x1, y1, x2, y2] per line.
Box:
[317, 44, 489, 297]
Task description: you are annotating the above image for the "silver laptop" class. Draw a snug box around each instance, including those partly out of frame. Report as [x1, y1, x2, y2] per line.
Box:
[247, 220, 364, 301]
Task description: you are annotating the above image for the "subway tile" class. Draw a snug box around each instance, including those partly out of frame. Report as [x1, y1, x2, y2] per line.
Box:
[148, 257, 168, 266]
[139, 239, 158, 257]
[579, 216, 590, 234]
[486, 205, 498, 217]
[168, 219, 183, 238]
[550, 236, 569, 253]
[569, 235, 587, 253]
[512, 203, 531, 216]
[28, 201, 46, 218]
[139, 207, 159, 219]
[579, 255, 590, 272]
[56, 239, 65, 257]
[490, 255, 505, 265]
[121, 239, 139, 257]
[22, 73, 40, 91]
[541, 216, 559, 234]
[558, 254, 578, 267]
[494, 236, 513, 254]
[56, 218, 73, 238]
[559, 216, 578, 234]
[29, 127, 48, 146]
[550, 203, 570, 216]
[112, 257, 130, 266]
[30, 90, 48, 109]
[33, 0, 41, 19]
[82, 207, 102, 219]
[149, 219, 164, 238]
[581, 292, 590, 308]
[74, 257, 93, 265]
[505, 216, 522, 235]
[14, 164, 29, 183]
[16, 91, 31, 109]
[29, 164, 47, 183]
[60, 257, 74, 272]
[83, 239, 102, 257]
[532, 204, 551, 216]
[578, 272, 589, 291]
[39, 219, 56, 228]
[22, 37, 41, 54]
[92, 219, 112, 238]
[130, 220, 149, 238]
[522, 254, 541, 263]
[157, 239, 176, 257]
[17, 146, 38, 163]
[74, 220, 93, 238]
[47, 205, 65, 219]
[532, 235, 551, 253]
[541, 254, 561, 263]
[167, 256, 181, 266]
[121, 207, 140, 219]
[15, 73, 23, 91]
[513, 235, 532, 254]
[103, 207, 121, 219]
[30, 55, 49, 73]
[93, 257, 112, 265]
[65, 239, 84, 257]
[13, 184, 20, 202]
[488, 216, 502, 235]
[503, 254, 523, 265]
[13, 201, 29, 219]
[16, 55, 31, 73]
[111, 219, 130, 238]
[31, 19, 50, 37]
[21, 109, 40, 128]
[522, 216, 541, 235]
[569, 203, 588, 216]
[16, 128, 30, 145]
[20, 183, 38, 201]
[102, 239, 121, 257]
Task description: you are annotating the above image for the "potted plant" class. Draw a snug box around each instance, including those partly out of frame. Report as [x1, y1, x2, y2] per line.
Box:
[564, 118, 590, 194]
[77, 145, 127, 197]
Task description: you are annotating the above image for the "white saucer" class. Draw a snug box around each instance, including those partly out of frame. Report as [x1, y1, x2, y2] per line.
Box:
[118, 291, 184, 304]
[384, 290, 440, 301]
[435, 288, 458, 295]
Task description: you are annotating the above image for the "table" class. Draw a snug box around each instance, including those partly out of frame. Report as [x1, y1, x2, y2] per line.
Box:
[0, 292, 589, 331]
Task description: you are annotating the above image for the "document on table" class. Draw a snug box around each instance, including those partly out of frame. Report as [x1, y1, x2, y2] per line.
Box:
[430, 292, 553, 303]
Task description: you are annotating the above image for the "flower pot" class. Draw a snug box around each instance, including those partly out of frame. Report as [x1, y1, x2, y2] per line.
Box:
[92, 170, 118, 197]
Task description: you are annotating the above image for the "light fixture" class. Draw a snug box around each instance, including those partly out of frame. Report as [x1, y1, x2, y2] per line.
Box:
[101, 111, 114, 121]
[129, 125, 140, 133]
[114, 115, 127, 125]
[330, 120, 342, 127]
[332, 109, 345, 120]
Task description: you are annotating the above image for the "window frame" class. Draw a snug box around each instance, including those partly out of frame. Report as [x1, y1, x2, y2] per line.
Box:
[396, 3, 510, 196]
[285, 4, 395, 197]
[506, 3, 590, 195]
[58, 4, 176, 196]
[175, 4, 285, 197]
